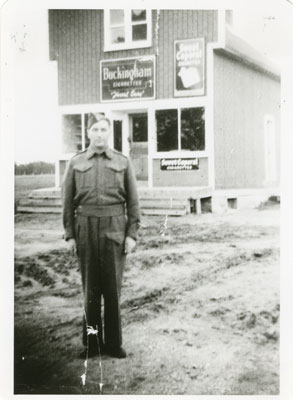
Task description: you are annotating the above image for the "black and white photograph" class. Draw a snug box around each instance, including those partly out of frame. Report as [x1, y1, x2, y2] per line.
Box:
[1, 0, 293, 396]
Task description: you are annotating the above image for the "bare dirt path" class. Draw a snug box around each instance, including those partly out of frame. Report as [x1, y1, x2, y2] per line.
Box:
[14, 205, 279, 394]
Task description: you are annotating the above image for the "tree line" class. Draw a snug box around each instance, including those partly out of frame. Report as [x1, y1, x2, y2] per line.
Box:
[15, 162, 55, 175]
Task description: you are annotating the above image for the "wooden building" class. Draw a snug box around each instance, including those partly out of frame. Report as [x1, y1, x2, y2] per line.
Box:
[22, 9, 280, 215]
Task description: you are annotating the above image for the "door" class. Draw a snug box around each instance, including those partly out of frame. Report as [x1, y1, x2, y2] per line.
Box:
[108, 111, 129, 156]
[129, 113, 148, 181]
[113, 120, 122, 152]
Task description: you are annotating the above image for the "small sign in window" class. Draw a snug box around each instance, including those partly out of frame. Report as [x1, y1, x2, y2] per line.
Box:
[160, 158, 199, 171]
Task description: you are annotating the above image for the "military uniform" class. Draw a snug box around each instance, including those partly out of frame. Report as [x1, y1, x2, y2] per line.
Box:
[62, 146, 140, 352]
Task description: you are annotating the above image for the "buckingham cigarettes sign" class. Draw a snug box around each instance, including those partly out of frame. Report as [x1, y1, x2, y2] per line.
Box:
[160, 158, 199, 171]
[174, 38, 205, 97]
[100, 56, 155, 102]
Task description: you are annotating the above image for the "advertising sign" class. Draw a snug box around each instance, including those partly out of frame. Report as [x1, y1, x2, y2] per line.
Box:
[160, 158, 199, 171]
[174, 38, 205, 97]
[100, 56, 155, 102]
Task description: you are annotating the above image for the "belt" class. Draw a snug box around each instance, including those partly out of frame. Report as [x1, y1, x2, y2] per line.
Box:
[76, 203, 125, 217]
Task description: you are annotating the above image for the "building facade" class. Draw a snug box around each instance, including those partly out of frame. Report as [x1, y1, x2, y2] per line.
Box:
[48, 9, 280, 192]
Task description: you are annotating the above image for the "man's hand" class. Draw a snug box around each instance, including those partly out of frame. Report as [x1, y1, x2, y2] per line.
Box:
[66, 238, 77, 254]
[124, 236, 136, 254]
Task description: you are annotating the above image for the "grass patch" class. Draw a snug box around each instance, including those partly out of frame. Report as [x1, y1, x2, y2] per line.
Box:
[15, 174, 55, 201]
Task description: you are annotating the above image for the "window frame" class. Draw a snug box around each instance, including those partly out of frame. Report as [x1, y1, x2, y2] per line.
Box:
[104, 9, 152, 52]
[154, 106, 207, 158]
[61, 113, 84, 155]
[61, 112, 107, 156]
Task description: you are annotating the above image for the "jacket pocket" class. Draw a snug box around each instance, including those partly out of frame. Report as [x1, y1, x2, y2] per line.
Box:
[73, 165, 95, 188]
[104, 165, 126, 188]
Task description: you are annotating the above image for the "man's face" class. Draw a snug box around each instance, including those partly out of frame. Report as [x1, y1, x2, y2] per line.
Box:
[88, 119, 111, 150]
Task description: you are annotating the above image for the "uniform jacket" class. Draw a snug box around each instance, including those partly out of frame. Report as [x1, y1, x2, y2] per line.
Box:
[61, 147, 140, 242]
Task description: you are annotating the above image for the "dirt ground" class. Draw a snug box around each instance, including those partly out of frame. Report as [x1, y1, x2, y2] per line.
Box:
[14, 202, 280, 395]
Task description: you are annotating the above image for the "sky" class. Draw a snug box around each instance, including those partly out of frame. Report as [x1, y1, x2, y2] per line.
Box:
[5, 8, 59, 164]
[3, 0, 293, 164]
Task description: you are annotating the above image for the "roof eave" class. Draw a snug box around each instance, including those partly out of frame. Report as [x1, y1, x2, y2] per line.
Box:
[215, 27, 280, 81]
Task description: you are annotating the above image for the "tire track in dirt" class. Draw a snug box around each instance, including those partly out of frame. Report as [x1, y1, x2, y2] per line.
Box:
[121, 243, 278, 324]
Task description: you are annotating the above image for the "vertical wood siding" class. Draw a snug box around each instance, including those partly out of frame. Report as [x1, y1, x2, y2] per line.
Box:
[49, 9, 218, 105]
[213, 51, 280, 189]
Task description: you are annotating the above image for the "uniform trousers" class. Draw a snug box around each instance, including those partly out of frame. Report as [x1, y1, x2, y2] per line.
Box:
[75, 210, 126, 350]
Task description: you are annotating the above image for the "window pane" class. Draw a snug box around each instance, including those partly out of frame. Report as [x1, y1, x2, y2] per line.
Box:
[131, 10, 146, 21]
[132, 114, 148, 142]
[110, 10, 124, 25]
[110, 27, 125, 43]
[62, 115, 82, 153]
[132, 24, 147, 41]
[181, 108, 205, 151]
[156, 109, 178, 152]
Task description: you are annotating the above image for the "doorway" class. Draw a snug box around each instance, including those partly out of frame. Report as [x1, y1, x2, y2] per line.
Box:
[109, 111, 129, 156]
[129, 113, 148, 181]
[113, 120, 122, 152]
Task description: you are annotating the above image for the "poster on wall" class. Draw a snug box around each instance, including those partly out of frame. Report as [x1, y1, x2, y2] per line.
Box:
[100, 56, 155, 102]
[174, 38, 205, 97]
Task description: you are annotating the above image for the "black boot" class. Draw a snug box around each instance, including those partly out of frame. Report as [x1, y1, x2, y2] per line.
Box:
[79, 346, 99, 359]
[104, 346, 127, 359]
[79, 336, 104, 359]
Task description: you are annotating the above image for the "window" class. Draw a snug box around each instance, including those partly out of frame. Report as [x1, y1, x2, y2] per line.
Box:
[156, 108, 205, 152]
[181, 108, 205, 150]
[131, 10, 147, 41]
[62, 112, 105, 153]
[156, 109, 178, 152]
[104, 9, 152, 51]
[132, 113, 148, 142]
[62, 114, 82, 153]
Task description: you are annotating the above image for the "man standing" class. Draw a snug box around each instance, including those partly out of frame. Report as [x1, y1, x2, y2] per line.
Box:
[62, 114, 140, 359]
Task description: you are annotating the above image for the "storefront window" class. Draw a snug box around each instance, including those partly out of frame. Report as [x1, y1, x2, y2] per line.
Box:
[62, 114, 82, 153]
[181, 108, 205, 151]
[156, 109, 178, 152]
[156, 107, 205, 152]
